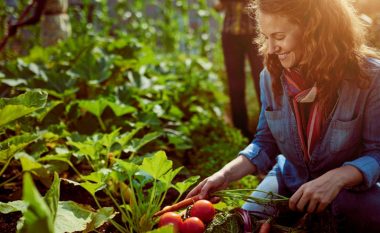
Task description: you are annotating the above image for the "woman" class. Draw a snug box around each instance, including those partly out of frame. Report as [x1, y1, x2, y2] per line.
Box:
[187, 0, 380, 231]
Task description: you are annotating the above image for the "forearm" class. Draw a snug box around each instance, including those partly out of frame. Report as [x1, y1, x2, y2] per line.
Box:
[218, 155, 257, 183]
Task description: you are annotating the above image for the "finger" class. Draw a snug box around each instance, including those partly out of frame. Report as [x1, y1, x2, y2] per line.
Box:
[316, 200, 328, 213]
[199, 181, 213, 199]
[289, 188, 303, 211]
[186, 182, 205, 198]
[209, 196, 221, 203]
[296, 193, 310, 212]
[186, 179, 206, 198]
[306, 198, 318, 213]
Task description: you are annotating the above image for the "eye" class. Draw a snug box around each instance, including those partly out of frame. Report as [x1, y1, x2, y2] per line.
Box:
[274, 35, 285, 40]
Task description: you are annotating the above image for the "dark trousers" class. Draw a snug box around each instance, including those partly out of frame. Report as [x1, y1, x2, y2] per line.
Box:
[222, 32, 263, 138]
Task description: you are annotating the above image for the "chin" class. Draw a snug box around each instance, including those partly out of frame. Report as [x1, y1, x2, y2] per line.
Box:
[280, 60, 295, 69]
[279, 53, 298, 69]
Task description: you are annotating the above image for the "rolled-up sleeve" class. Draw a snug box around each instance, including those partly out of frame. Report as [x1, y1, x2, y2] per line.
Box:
[239, 70, 280, 174]
[344, 64, 380, 190]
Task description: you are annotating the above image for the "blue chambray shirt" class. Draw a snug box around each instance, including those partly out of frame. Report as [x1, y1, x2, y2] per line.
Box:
[239, 59, 380, 193]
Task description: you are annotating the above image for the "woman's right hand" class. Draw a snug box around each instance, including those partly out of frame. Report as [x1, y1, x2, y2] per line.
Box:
[186, 155, 257, 200]
[185, 171, 229, 200]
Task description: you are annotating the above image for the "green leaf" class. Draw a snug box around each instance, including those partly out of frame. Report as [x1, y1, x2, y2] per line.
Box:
[113, 159, 139, 178]
[19, 173, 54, 233]
[38, 154, 74, 174]
[35, 100, 63, 122]
[108, 102, 137, 116]
[44, 173, 60, 222]
[0, 134, 38, 163]
[100, 129, 120, 150]
[123, 132, 162, 154]
[38, 153, 73, 165]
[80, 181, 107, 196]
[158, 167, 182, 190]
[173, 176, 200, 196]
[18, 153, 44, 171]
[140, 151, 172, 179]
[117, 122, 146, 146]
[147, 225, 174, 233]
[54, 201, 115, 233]
[167, 133, 192, 150]
[0, 90, 47, 127]
[83, 207, 116, 233]
[60, 178, 106, 197]
[82, 169, 112, 183]
[0, 78, 28, 86]
[77, 99, 108, 118]
[0, 90, 47, 108]
[0, 200, 27, 214]
[17, 153, 51, 187]
[67, 141, 97, 160]
[0, 105, 38, 126]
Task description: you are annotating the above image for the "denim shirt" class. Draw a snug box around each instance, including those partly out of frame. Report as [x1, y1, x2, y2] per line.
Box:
[240, 59, 380, 193]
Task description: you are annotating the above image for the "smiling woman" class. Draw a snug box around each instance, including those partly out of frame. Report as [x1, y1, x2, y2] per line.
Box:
[257, 13, 303, 69]
[186, 0, 380, 232]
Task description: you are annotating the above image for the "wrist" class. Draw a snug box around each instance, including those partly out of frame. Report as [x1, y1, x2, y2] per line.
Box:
[217, 168, 231, 184]
[331, 165, 364, 188]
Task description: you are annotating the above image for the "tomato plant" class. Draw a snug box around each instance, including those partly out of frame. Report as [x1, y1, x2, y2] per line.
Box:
[158, 212, 183, 233]
[181, 217, 205, 233]
[190, 200, 216, 223]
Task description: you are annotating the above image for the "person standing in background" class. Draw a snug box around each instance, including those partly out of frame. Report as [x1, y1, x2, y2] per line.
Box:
[214, 0, 263, 139]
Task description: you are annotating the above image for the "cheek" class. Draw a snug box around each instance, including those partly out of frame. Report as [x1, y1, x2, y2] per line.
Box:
[284, 40, 300, 52]
[286, 41, 302, 61]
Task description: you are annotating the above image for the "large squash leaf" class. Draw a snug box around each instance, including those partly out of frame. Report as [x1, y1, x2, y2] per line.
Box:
[54, 202, 115, 233]
[140, 151, 171, 179]
[0, 134, 38, 163]
[0, 90, 47, 127]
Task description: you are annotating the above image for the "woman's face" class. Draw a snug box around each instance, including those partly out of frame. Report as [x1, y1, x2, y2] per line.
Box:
[258, 11, 304, 69]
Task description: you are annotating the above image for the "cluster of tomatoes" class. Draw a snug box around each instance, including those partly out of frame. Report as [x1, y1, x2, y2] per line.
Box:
[158, 200, 216, 233]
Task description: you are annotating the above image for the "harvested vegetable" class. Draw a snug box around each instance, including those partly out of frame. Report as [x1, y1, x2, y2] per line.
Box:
[259, 220, 271, 233]
[181, 217, 205, 233]
[154, 195, 200, 217]
[158, 212, 183, 233]
[190, 200, 216, 223]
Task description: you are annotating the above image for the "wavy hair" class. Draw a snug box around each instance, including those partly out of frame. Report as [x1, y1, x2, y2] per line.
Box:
[250, 0, 379, 114]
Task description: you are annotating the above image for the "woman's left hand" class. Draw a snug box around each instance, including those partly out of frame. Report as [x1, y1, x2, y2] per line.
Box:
[289, 165, 363, 213]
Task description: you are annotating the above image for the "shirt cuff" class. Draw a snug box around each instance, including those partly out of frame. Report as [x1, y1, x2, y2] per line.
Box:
[239, 143, 273, 174]
[343, 155, 380, 191]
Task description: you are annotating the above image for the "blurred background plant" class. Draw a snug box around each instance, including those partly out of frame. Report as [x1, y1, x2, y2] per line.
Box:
[0, 0, 379, 232]
[0, 0, 252, 232]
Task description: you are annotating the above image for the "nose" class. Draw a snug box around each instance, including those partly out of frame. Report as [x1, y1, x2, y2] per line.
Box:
[268, 39, 280, 54]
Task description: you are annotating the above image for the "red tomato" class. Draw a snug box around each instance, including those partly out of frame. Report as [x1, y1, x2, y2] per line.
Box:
[190, 200, 216, 223]
[181, 217, 205, 233]
[158, 212, 183, 233]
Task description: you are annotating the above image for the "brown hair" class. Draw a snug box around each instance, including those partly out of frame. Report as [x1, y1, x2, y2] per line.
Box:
[250, 0, 379, 115]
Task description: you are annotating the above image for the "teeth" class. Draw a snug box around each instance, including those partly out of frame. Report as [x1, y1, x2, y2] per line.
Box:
[278, 53, 289, 60]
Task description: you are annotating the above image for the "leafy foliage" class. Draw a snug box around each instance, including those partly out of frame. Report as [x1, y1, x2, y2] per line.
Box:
[0, 0, 252, 232]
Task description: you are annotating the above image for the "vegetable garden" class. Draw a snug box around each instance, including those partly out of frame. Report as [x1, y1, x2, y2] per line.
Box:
[0, 0, 379, 233]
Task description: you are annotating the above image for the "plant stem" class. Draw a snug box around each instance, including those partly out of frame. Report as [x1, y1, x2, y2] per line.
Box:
[97, 116, 106, 132]
[0, 172, 21, 188]
[110, 219, 130, 233]
[93, 194, 102, 209]
[0, 157, 12, 177]
[215, 189, 289, 200]
[105, 188, 129, 221]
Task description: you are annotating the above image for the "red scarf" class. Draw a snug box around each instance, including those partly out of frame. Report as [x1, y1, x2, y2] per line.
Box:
[284, 69, 322, 161]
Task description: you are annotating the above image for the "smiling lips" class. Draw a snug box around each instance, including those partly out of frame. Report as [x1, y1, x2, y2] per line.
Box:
[278, 52, 290, 60]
